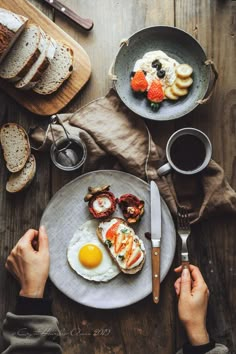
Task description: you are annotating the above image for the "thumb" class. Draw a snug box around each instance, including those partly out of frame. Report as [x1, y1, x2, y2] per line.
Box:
[38, 226, 49, 252]
[180, 267, 191, 298]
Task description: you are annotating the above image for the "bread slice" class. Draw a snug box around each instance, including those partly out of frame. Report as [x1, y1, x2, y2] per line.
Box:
[97, 217, 146, 275]
[0, 23, 41, 82]
[0, 123, 30, 173]
[6, 154, 36, 193]
[15, 35, 57, 90]
[0, 9, 28, 64]
[33, 41, 73, 95]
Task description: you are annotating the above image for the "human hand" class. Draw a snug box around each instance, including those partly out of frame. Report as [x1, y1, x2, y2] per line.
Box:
[174, 265, 210, 346]
[5, 226, 50, 298]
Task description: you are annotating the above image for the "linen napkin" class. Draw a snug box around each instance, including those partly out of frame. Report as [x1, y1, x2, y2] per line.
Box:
[30, 89, 236, 223]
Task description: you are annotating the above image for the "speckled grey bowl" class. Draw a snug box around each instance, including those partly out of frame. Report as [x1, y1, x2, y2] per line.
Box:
[113, 26, 211, 121]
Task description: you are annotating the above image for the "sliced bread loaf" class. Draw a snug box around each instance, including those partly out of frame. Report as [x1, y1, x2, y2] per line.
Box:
[0, 23, 41, 82]
[0, 123, 30, 173]
[0, 8, 28, 64]
[6, 154, 36, 193]
[15, 35, 56, 90]
[33, 41, 73, 95]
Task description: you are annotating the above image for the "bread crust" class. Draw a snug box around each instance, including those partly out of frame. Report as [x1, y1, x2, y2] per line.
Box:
[0, 123, 30, 173]
[96, 217, 145, 275]
[0, 10, 28, 63]
[6, 154, 36, 193]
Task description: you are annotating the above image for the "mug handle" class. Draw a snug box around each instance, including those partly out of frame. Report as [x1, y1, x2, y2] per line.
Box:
[157, 162, 172, 176]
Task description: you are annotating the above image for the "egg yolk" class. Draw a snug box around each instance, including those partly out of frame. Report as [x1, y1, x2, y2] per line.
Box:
[79, 244, 103, 268]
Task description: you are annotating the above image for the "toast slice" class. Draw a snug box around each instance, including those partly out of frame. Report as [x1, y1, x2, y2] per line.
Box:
[0, 9, 28, 64]
[0, 23, 41, 82]
[97, 217, 146, 274]
[33, 41, 73, 95]
[6, 154, 36, 193]
[0, 123, 30, 173]
[15, 35, 57, 90]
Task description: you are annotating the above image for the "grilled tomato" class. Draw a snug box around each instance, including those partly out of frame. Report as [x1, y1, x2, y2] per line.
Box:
[117, 194, 145, 224]
[84, 185, 117, 219]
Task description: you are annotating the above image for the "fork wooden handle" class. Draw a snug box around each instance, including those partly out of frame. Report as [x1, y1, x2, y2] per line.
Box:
[152, 247, 160, 304]
[182, 260, 190, 270]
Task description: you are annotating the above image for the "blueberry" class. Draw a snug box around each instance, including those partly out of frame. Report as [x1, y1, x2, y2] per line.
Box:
[157, 69, 166, 78]
[152, 60, 162, 70]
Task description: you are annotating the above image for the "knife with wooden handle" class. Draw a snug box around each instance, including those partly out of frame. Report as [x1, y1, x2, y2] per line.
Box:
[42, 0, 94, 31]
[150, 181, 162, 304]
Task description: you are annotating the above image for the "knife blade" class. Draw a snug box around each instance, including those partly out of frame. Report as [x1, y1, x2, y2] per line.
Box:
[150, 180, 162, 304]
[42, 0, 94, 31]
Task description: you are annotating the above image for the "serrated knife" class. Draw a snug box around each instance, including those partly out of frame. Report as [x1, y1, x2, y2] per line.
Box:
[150, 180, 162, 304]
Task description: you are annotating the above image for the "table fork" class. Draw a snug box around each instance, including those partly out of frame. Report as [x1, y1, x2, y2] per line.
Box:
[177, 207, 191, 269]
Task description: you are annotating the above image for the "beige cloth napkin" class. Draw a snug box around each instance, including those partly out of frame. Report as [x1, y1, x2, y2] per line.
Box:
[30, 89, 236, 223]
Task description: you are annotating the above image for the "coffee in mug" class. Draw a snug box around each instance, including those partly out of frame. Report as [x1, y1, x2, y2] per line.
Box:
[157, 128, 212, 176]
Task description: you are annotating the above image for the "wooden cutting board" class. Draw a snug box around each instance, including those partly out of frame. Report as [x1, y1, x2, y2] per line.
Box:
[0, 0, 91, 116]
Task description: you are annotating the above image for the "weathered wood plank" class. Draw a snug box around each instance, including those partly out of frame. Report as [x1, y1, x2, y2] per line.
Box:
[175, 1, 236, 352]
[0, 1, 53, 351]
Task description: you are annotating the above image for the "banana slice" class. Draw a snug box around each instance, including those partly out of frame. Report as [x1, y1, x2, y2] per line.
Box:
[175, 77, 193, 89]
[165, 86, 179, 100]
[176, 64, 193, 79]
[171, 83, 188, 97]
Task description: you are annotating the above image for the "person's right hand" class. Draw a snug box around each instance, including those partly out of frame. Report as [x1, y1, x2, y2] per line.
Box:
[174, 264, 210, 346]
[5, 226, 50, 298]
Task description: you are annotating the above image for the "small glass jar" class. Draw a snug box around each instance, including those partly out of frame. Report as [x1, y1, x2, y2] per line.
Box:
[50, 135, 87, 171]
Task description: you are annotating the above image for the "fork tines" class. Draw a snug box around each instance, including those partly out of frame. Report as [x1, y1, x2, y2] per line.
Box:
[177, 207, 189, 229]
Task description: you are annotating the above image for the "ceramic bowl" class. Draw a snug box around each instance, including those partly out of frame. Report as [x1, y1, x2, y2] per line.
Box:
[113, 26, 211, 121]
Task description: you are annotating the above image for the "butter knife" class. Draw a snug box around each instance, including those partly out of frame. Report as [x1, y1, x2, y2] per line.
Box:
[150, 181, 162, 304]
[42, 0, 94, 31]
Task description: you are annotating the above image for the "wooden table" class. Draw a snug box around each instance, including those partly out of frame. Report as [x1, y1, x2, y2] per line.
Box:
[0, 1, 235, 353]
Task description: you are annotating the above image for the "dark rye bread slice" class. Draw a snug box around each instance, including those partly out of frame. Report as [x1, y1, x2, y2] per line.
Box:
[33, 41, 73, 95]
[0, 123, 30, 173]
[96, 217, 146, 275]
[0, 9, 28, 64]
[0, 23, 41, 82]
[6, 154, 36, 193]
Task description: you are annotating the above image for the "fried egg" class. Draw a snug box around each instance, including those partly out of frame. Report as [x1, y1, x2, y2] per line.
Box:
[67, 220, 120, 282]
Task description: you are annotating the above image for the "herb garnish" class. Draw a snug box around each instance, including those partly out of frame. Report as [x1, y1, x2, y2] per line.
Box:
[105, 239, 112, 248]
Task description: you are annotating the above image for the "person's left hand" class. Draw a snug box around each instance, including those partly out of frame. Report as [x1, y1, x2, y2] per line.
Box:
[5, 226, 50, 298]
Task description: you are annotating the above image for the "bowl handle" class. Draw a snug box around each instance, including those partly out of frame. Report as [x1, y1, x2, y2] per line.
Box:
[108, 39, 129, 81]
[197, 59, 218, 104]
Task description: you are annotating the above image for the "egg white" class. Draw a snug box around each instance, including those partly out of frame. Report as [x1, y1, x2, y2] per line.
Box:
[67, 220, 120, 282]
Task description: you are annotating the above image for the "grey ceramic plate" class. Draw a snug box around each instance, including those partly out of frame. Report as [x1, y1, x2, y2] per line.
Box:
[114, 26, 210, 121]
[41, 170, 176, 309]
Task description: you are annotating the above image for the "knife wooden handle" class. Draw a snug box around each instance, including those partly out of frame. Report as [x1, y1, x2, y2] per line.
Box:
[43, 0, 94, 31]
[152, 246, 160, 304]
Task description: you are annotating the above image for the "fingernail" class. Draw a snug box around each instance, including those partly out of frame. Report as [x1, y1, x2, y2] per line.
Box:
[182, 268, 189, 278]
[40, 225, 46, 232]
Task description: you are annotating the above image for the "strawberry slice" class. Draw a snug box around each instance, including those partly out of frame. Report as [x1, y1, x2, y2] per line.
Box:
[127, 247, 142, 268]
[130, 70, 148, 92]
[106, 220, 121, 242]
